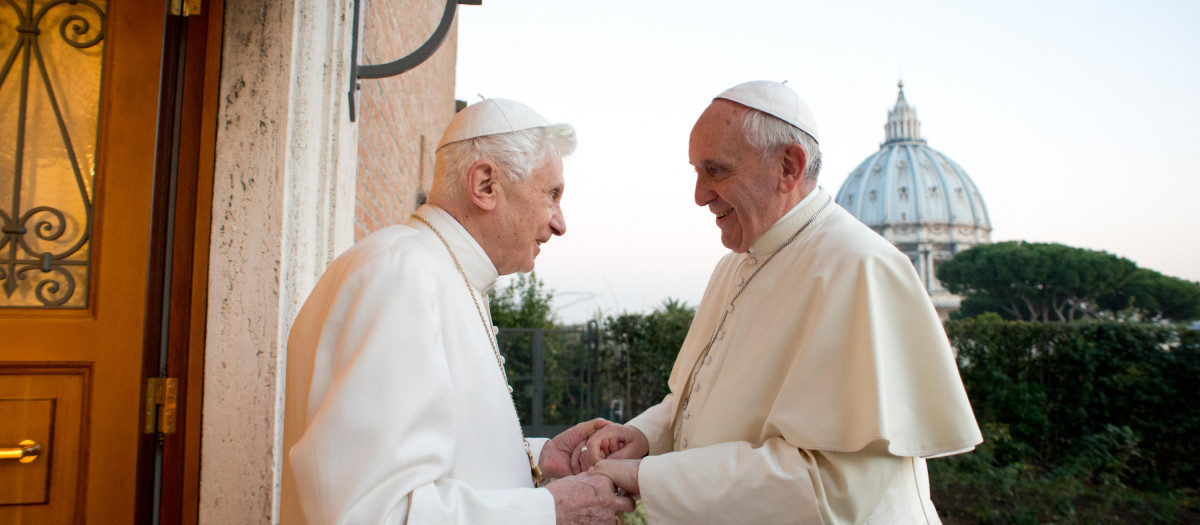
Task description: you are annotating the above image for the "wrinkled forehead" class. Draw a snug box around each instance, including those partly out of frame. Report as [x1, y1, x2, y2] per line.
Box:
[693, 99, 747, 130]
[530, 154, 565, 186]
[690, 101, 753, 158]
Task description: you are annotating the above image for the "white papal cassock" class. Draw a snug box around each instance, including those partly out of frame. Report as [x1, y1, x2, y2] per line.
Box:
[281, 205, 554, 524]
[628, 187, 983, 524]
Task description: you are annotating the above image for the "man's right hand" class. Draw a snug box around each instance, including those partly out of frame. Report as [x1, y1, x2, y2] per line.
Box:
[573, 423, 650, 473]
[546, 473, 636, 525]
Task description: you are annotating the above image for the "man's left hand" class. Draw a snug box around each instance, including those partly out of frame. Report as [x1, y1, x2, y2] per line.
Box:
[573, 423, 649, 473]
[540, 419, 611, 479]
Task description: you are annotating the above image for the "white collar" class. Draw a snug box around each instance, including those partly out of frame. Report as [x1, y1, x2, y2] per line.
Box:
[409, 204, 500, 293]
[748, 186, 824, 254]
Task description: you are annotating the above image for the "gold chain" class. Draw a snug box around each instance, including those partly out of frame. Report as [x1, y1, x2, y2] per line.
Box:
[411, 214, 544, 487]
[672, 197, 832, 446]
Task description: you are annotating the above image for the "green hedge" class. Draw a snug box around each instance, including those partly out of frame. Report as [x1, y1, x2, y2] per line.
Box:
[945, 317, 1200, 491]
[593, 309, 1200, 520]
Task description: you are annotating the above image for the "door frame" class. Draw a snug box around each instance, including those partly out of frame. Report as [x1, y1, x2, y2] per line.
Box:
[136, 1, 221, 523]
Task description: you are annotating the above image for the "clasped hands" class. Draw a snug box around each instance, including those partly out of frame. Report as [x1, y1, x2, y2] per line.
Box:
[538, 419, 649, 524]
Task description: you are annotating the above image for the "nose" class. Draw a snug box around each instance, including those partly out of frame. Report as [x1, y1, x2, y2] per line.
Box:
[550, 203, 566, 236]
[695, 174, 714, 207]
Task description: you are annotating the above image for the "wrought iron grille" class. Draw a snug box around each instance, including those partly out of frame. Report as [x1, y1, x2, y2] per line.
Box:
[498, 322, 601, 439]
[1, 0, 107, 308]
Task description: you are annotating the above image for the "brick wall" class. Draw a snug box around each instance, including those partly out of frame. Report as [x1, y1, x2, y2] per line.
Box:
[355, 2, 459, 240]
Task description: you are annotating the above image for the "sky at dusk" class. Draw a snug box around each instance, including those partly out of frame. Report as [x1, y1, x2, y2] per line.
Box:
[451, 0, 1200, 323]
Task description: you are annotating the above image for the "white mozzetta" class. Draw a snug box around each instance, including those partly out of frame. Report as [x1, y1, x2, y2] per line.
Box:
[628, 188, 981, 523]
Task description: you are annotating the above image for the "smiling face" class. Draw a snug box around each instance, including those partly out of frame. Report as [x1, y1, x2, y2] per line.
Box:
[488, 155, 567, 274]
[689, 100, 790, 253]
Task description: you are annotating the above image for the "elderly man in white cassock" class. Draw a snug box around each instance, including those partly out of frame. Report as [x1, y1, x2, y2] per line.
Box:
[281, 99, 635, 524]
[570, 81, 983, 523]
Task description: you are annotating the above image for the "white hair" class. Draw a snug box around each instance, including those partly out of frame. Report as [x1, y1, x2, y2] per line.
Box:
[431, 124, 577, 201]
[740, 109, 822, 184]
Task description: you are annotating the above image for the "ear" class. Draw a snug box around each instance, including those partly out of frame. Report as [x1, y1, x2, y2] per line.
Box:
[777, 143, 808, 194]
[466, 159, 501, 211]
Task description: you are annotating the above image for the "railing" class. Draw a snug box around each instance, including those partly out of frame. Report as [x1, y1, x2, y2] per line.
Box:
[497, 321, 599, 439]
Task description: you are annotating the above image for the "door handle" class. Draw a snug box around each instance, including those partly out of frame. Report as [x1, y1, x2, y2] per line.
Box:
[0, 440, 42, 464]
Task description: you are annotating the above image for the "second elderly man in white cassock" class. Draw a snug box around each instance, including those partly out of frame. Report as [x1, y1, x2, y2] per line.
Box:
[281, 99, 635, 524]
[573, 81, 983, 523]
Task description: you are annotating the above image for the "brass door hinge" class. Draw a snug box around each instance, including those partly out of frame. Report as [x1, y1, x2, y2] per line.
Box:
[144, 377, 179, 434]
[170, 0, 202, 17]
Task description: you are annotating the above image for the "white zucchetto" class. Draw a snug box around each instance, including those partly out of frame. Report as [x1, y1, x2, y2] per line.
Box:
[437, 98, 552, 150]
[716, 80, 820, 143]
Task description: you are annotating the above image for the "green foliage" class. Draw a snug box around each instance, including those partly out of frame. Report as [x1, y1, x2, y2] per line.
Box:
[1100, 267, 1200, 321]
[938, 241, 1200, 322]
[956, 294, 1020, 321]
[932, 424, 1199, 524]
[488, 272, 557, 329]
[947, 318, 1200, 487]
[490, 274, 598, 429]
[499, 327, 597, 427]
[932, 319, 1200, 523]
[938, 241, 1132, 321]
[621, 501, 648, 525]
[598, 299, 695, 422]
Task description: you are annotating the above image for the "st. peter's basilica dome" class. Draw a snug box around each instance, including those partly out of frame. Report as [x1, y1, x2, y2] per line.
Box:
[835, 82, 991, 317]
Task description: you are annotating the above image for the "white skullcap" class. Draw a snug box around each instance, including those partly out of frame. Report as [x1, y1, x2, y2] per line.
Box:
[437, 98, 552, 149]
[715, 80, 820, 143]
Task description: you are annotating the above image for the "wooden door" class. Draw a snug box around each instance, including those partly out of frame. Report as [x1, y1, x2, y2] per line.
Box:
[0, 1, 212, 523]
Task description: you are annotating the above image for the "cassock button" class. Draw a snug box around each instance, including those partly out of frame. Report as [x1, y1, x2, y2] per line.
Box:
[748, 257, 758, 265]
[499, 355, 506, 365]
[692, 383, 700, 393]
[683, 411, 691, 419]
[717, 331, 725, 341]
[726, 303, 734, 313]
[705, 355, 713, 364]
[507, 386, 514, 394]
[736, 277, 745, 287]
[681, 439, 689, 448]
[492, 325, 500, 336]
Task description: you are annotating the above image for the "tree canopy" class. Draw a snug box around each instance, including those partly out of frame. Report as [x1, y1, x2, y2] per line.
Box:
[1099, 267, 1200, 321]
[937, 241, 1200, 322]
[598, 298, 695, 421]
[488, 272, 557, 329]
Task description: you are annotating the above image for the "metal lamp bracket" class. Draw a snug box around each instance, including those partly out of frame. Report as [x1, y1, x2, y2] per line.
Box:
[349, 0, 482, 121]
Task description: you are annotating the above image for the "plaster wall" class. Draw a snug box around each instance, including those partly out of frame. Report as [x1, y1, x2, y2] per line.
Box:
[200, 0, 357, 522]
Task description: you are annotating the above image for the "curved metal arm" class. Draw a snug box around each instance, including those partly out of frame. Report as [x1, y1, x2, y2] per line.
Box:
[349, 0, 482, 121]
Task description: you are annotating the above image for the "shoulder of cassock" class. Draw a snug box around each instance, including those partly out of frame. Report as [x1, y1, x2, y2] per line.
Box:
[707, 189, 983, 457]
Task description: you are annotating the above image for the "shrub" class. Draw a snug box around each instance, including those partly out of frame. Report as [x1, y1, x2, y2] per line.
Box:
[933, 319, 1200, 523]
[946, 318, 1200, 489]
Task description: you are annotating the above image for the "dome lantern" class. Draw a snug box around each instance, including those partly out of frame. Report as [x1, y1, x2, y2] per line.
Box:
[884, 80, 925, 145]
